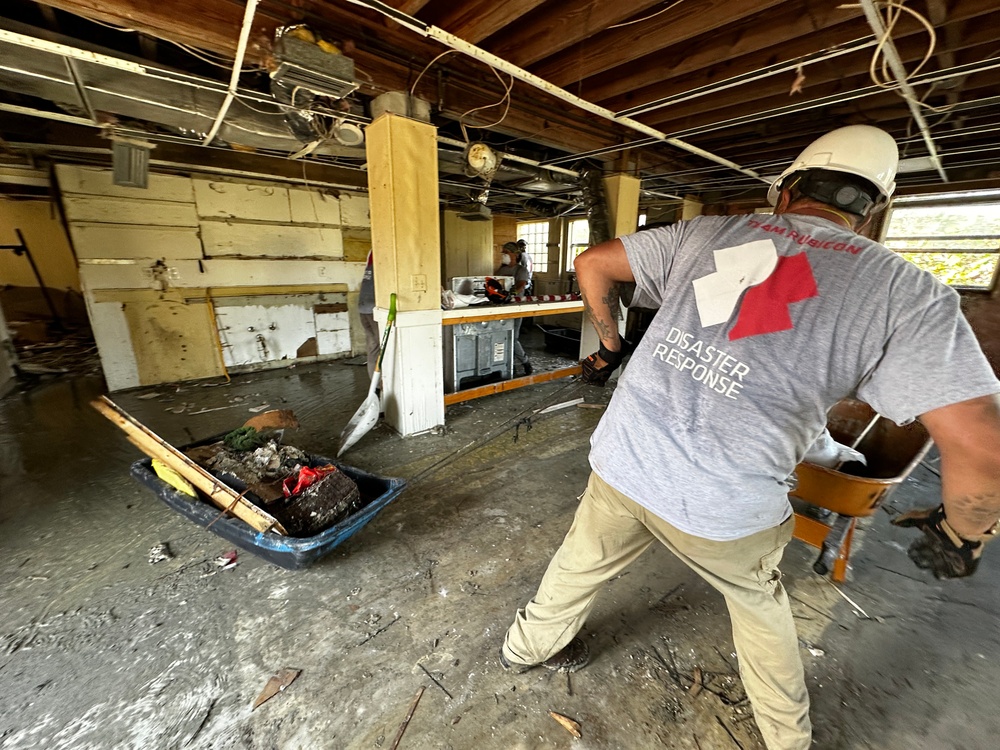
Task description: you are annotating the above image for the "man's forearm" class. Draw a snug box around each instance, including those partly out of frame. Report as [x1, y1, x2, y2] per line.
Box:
[921, 394, 1000, 538]
[575, 240, 634, 352]
[580, 282, 622, 351]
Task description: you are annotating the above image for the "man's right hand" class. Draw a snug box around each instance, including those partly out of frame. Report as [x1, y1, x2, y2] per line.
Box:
[891, 505, 987, 578]
[581, 336, 631, 387]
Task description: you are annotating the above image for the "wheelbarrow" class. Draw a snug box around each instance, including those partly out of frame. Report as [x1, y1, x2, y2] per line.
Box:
[790, 399, 933, 582]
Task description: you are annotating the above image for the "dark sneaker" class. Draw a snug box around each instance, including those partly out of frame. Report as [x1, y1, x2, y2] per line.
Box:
[499, 637, 589, 674]
[523, 362, 533, 376]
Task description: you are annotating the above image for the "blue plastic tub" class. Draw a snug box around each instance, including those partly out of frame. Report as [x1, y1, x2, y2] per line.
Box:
[130, 447, 406, 570]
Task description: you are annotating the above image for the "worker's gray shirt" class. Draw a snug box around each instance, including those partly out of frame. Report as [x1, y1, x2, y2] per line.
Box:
[358, 257, 375, 315]
[590, 213, 1000, 541]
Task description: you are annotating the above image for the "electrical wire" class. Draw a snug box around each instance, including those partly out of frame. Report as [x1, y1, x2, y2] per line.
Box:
[607, 0, 687, 30]
[410, 49, 459, 95]
[839, 0, 954, 115]
[457, 67, 514, 140]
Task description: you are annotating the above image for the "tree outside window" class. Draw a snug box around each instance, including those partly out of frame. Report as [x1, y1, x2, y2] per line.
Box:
[884, 194, 1000, 290]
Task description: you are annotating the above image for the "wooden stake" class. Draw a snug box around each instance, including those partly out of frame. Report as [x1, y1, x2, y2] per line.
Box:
[93, 396, 286, 535]
[549, 711, 582, 739]
[389, 686, 425, 750]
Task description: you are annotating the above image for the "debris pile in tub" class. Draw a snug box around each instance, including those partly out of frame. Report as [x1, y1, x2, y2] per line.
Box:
[185, 416, 362, 537]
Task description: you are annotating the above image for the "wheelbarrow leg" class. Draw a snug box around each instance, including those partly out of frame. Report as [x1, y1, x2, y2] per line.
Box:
[813, 514, 855, 577]
[832, 518, 857, 583]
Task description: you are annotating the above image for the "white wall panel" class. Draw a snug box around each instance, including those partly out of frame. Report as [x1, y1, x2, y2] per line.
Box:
[86, 299, 140, 390]
[340, 193, 370, 227]
[193, 179, 291, 222]
[289, 187, 342, 225]
[200, 222, 343, 259]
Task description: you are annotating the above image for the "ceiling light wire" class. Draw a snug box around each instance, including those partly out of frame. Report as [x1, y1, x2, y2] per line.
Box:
[607, 0, 687, 30]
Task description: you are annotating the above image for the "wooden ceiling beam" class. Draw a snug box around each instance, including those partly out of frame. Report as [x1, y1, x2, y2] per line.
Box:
[531, 0, 791, 88]
[34, 0, 280, 61]
[580, 1, 871, 104]
[430, 0, 551, 45]
[483, 0, 667, 69]
[583, 0, 998, 108]
[639, 34, 1000, 133]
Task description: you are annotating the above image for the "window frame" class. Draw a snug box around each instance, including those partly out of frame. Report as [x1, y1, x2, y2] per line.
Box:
[882, 192, 1000, 292]
[516, 219, 550, 274]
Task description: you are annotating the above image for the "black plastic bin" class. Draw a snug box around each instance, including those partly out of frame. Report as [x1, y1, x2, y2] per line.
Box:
[541, 325, 582, 357]
[130, 448, 406, 570]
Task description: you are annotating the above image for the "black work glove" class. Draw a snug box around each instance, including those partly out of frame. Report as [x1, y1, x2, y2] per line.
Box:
[891, 505, 987, 579]
[581, 335, 631, 387]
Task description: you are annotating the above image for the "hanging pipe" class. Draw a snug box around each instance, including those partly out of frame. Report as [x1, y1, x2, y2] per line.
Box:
[202, 0, 259, 146]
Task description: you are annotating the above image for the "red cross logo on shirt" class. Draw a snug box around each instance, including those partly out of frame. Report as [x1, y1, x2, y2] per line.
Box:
[728, 252, 818, 340]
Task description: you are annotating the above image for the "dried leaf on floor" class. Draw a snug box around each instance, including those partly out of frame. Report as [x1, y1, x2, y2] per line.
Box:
[252, 668, 301, 710]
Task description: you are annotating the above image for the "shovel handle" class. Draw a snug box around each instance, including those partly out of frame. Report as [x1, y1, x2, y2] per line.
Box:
[375, 293, 398, 374]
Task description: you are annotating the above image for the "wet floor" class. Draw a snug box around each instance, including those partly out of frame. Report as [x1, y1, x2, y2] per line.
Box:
[1, 360, 999, 749]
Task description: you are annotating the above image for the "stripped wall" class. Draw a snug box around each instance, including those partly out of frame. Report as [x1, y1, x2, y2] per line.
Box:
[58, 165, 370, 390]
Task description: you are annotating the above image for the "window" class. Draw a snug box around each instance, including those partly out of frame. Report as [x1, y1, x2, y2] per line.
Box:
[884, 195, 1000, 289]
[517, 220, 549, 273]
[565, 218, 589, 272]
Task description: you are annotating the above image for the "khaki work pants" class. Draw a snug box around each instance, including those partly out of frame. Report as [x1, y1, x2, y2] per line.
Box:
[502, 472, 811, 750]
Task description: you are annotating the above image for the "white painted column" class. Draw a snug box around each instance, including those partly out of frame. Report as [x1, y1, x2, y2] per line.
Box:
[366, 113, 445, 436]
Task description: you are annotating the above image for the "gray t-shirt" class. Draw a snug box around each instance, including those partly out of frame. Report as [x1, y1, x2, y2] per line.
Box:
[590, 213, 999, 541]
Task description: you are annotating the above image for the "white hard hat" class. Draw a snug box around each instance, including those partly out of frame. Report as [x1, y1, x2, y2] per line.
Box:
[767, 125, 899, 206]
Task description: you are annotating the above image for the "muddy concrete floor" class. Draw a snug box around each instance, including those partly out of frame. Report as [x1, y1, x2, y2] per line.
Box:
[1, 357, 998, 750]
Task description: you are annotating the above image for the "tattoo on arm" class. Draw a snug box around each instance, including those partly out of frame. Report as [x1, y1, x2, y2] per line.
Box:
[601, 284, 622, 324]
[582, 289, 614, 343]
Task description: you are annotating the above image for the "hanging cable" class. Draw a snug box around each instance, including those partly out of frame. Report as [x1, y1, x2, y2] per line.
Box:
[607, 0, 687, 30]
[839, 0, 953, 114]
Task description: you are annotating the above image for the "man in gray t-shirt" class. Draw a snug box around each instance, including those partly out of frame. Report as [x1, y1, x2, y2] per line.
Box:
[500, 126, 1000, 750]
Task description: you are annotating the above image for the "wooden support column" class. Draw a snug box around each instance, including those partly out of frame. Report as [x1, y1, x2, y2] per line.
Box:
[580, 174, 641, 360]
[682, 195, 703, 220]
[366, 113, 445, 437]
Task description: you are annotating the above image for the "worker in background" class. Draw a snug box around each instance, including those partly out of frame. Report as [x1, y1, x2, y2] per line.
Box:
[357, 250, 379, 379]
[498, 241, 532, 376]
[499, 125, 1000, 750]
[516, 238, 534, 280]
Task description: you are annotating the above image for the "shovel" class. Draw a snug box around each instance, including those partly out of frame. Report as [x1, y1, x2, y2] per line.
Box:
[338, 293, 397, 457]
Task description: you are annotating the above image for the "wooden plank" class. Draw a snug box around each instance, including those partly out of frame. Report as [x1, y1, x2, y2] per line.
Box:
[486, 0, 667, 68]
[533, 0, 788, 87]
[55, 164, 195, 202]
[444, 365, 582, 405]
[62, 195, 200, 227]
[68, 223, 203, 260]
[200, 222, 344, 259]
[443, 302, 585, 325]
[122, 292, 225, 385]
[91, 284, 350, 304]
[37, 0, 277, 64]
[435, 0, 550, 45]
[91, 395, 286, 535]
